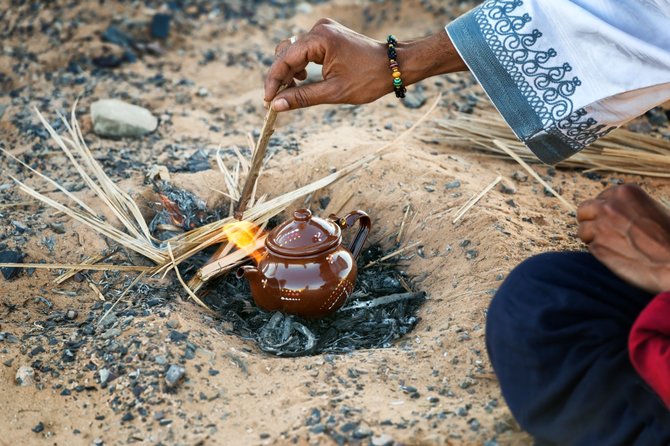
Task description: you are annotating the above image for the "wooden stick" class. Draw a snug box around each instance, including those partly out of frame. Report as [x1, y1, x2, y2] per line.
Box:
[364, 242, 421, 269]
[493, 140, 576, 212]
[452, 176, 502, 224]
[235, 96, 283, 219]
[0, 262, 152, 272]
[199, 235, 267, 280]
[341, 291, 426, 311]
[396, 204, 411, 245]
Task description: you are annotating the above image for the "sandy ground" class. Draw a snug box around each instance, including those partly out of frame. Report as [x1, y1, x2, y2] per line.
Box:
[1, 1, 670, 445]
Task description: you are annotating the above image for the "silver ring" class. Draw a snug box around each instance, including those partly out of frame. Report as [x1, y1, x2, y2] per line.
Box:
[290, 35, 297, 44]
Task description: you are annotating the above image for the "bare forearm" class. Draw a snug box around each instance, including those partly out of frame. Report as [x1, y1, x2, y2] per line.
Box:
[397, 29, 468, 86]
[265, 20, 468, 111]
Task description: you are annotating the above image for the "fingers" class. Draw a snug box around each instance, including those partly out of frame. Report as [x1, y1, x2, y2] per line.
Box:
[264, 36, 326, 103]
[271, 81, 337, 111]
[578, 220, 597, 244]
[274, 39, 292, 59]
[576, 199, 600, 222]
[294, 69, 308, 81]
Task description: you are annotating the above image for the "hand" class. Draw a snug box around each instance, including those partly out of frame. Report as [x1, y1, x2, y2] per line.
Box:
[577, 184, 670, 293]
[264, 18, 467, 111]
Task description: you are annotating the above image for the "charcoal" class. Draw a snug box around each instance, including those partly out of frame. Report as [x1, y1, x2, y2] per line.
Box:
[207, 244, 427, 357]
[101, 26, 133, 47]
[1, 250, 23, 280]
[150, 14, 171, 39]
[149, 181, 219, 240]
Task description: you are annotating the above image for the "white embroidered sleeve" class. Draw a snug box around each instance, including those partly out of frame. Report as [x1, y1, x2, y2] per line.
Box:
[447, 0, 670, 164]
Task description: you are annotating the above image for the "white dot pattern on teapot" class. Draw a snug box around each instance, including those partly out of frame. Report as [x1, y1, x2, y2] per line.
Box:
[280, 288, 302, 302]
[320, 279, 353, 311]
[276, 228, 301, 247]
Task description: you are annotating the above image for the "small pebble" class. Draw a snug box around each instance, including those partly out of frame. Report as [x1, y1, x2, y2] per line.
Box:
[465, 250, 478, 260]
[512, 171, 528, 182]
[150, 13, 171, 39]
[0, 250, 23, 280]
[165, 364, 185, 387]
[445, 180, 461, 189]
[499, 180, 516, 194]
[353, 427, 372, 439]
[166, 319, 181, 329]
[372, 434, 395, 446]
[32, 422, 44, 433]
[99, 368, 111, 386]
[16, 366, 35, 386]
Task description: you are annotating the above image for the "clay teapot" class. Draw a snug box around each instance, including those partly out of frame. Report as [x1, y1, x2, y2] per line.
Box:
[237, 208, 371, 319]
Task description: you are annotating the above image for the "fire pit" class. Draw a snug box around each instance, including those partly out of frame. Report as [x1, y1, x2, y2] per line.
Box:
[150, 184, 428, 357]
[203, 243, 427, 357]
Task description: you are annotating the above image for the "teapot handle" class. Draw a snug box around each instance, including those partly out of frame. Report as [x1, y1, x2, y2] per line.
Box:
[330, 210, 371, 260]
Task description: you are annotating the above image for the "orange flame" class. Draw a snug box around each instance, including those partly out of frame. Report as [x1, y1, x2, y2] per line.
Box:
[222, 221, 266, 265]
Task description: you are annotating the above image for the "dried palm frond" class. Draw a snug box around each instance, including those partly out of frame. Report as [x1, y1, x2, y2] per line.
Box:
[3, 94, 440, 305]
[432, 111, 670, 177]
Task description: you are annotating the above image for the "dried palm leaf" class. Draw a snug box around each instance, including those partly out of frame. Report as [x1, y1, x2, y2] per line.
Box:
[4, 95, 440, 306]
[431, 110, 670, 177]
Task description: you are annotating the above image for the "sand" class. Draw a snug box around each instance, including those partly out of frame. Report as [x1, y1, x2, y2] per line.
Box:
[1, 1, 669, 445]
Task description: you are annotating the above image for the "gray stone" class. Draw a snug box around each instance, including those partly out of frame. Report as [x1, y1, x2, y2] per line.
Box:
[402, 87, 427, 109]
[372, 434, 395, 446]
[512, 171, 528, 182]
[499, 180, 516, 194]
[91, 99, 158, 138]
[445, 180, 461, 189]
[353, 427, 372, 439]
[0, 103, 7, 120]
[296, 2, 313, 14]
[15, 366, 35, 386]
[101, 327, 121, 339]
[165, 364, 185, 387]
[155, 355, 168, 365]
[99, 368, 111, 385]
[197, 87, 209, 97]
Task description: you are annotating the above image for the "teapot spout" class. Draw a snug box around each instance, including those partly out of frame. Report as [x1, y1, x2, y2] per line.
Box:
[236, 265, 260, 281]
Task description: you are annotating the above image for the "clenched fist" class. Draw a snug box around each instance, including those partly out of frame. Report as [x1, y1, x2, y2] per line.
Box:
[577, 184, 670, 294]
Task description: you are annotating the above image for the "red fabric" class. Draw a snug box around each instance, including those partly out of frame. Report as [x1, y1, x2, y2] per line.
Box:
[629, 291, 670, 408]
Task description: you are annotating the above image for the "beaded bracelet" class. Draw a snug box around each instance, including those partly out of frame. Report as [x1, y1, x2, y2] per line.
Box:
[387, 35, 406, 98]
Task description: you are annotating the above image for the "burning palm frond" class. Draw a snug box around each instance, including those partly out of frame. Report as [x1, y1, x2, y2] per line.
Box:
[431, 110, 670, 178]
[3, 95, 440, 307]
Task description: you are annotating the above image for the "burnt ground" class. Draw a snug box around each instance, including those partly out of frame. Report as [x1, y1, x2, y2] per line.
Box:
[2, 1, 670, 446]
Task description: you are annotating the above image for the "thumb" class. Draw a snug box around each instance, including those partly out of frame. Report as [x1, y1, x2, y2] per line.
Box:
[272, 81, 335, 112]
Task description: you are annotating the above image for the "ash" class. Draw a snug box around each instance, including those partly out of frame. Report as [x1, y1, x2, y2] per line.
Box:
[203, 244, 427, 357]
[149, 181, 220, 241]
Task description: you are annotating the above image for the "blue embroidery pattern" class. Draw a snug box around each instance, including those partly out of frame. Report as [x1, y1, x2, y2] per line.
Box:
[550, 108, 614, 150]
[475, 0, 613, 150]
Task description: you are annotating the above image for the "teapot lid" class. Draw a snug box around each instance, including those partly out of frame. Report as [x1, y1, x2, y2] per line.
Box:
[266, 209, 341, 257]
